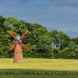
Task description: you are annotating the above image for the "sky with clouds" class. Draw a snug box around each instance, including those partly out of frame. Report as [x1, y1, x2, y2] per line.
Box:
[0, 0, 78, 37]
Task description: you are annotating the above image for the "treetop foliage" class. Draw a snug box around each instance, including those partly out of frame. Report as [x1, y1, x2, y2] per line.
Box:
[0, 16, 78, 59]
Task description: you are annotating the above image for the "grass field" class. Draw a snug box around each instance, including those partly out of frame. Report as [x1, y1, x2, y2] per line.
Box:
[0, 69, 78, 78]
[0, 58, 78, 71]
[0, 58, 78, 78]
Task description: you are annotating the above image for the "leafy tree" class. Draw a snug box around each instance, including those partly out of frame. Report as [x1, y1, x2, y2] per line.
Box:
[0, 16, 78, 59]
[50, 31, 70, 49]
[27, 24, 52, 58]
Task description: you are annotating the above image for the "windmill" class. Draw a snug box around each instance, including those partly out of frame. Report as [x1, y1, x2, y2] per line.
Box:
[8, 30, 31, 63]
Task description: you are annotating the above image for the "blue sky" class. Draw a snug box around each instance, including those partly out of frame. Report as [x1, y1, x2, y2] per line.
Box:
[0, 0, 78, 37]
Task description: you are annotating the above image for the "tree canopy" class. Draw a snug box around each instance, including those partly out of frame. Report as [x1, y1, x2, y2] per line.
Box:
[0, 16, 78, 59]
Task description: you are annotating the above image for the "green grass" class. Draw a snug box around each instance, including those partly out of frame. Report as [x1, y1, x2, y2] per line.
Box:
[0, 58, 78, 78]
[0, 69, 78, 78]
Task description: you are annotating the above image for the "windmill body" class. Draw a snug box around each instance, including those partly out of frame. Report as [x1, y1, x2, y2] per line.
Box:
[14, 35, 23, 63]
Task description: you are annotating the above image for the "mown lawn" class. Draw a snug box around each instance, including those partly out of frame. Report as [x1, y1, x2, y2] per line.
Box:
[0, 58, 78, 78]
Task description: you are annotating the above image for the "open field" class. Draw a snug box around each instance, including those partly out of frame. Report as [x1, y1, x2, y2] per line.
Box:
[0, 58, 78, 78]
[0, 58, 78, 71]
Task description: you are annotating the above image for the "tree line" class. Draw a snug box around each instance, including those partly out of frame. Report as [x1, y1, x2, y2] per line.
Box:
[0, 16, 78, 59]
